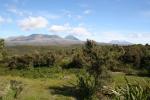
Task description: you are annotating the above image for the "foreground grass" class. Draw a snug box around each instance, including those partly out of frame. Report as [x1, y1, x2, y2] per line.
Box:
[0, 74, 77, 100]
[112, 72, 150, 87]
[0, 70, 149, 100]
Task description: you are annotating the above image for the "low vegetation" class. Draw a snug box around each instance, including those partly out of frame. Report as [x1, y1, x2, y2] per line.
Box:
[0, 39, 150, 100]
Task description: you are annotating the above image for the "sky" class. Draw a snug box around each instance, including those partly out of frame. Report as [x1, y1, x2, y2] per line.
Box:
[0, 0, 150, 44]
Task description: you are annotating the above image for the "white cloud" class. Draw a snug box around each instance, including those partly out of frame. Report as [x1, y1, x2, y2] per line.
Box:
[8, 7, 24, 16]
[49, 25, 69, 33]
[61, 9, 88, 20]
[0, 16, 5, 23]
[18, 16, 48, 31]
[84, 9, 92, 14]
[71, 27, 91, 36]
[46, 14, 60, 19]
[127, 33, 150, 44]
[78, 23, 85, 27]
[49, 24, 91, 36]
[76, 15, 83, 19]
[7, 18, 13, 23]
[37, 11, 61, 19]
[96, 31, 150, 44]
[61, 9, 72, 18]
[6, 5, 32, 16]
[0, 16, 12, 24]
[104, 32, 125, 39]
[79, 4, 89, 8]
[141, 10, 150, 17]
[13, 0, 20, 3]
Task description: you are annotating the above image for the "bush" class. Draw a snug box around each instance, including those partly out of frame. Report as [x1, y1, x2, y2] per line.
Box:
[0, 39, 4, 61]
[7, 51, 58, 69]
[76, 40, 111, 100]
[77, 70, 97, 100]
[67, 53, 84, 68]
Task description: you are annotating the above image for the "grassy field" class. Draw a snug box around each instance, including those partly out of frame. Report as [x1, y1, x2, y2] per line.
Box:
[0, 74, 76, 100]
[0, 71, 149, 100]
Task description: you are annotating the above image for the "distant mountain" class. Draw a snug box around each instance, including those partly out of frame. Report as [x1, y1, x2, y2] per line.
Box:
[6, 34, 83, 46]
[5, 34, 134, 46]
[65, 35, 79, 40]
[7, 34, 62, 41]
[28, 34, 61, 39]
[109, 40, 133, 45]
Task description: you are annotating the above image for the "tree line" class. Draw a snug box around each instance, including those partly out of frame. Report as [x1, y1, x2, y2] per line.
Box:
[0, 39, 149, 74]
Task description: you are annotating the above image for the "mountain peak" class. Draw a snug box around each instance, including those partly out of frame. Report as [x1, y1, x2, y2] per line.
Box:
[6, 34, 82, 46]
[29, 34, 61, 38]
[65, 35, 79, 41]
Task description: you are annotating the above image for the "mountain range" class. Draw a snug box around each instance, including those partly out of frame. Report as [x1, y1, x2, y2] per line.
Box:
[4, 34, 133, 46]
[109, 40, 133, 45]
[5, 34, 83, 46]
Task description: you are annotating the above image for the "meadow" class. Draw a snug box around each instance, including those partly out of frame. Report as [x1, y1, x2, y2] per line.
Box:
[0, 68, 149, 100]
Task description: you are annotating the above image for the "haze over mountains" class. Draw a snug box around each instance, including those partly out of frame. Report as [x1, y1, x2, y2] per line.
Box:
[4, 34, 133, 46]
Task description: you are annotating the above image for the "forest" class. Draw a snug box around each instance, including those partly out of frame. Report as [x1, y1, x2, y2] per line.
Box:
[0, 39, 150, 100]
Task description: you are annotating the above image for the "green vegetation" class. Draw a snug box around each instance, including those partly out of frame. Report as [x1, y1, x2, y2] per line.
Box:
[0, 72, 149, 100]
[76, 40, 111, 100]
[0, 40, 150, 100]
[114, 78, 150, 100]
[0, 39, 4, 61]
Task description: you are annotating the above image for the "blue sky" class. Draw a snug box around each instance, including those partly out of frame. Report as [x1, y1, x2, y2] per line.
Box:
[0, 0, 150, 44]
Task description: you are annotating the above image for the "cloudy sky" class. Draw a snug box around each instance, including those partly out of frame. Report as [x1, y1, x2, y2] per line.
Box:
[0, 0, 150, 44]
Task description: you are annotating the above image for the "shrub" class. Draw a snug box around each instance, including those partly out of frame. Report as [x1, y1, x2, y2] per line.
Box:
[76, 40, 111, 100]
[67, 53, 85, 68]
[7, 51, 58, 69]
[0, 39, 4, 61]
[77, 70, 97, 100]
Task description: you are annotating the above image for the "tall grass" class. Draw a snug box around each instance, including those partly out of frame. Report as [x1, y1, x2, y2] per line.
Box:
[114, 77, 150, 100]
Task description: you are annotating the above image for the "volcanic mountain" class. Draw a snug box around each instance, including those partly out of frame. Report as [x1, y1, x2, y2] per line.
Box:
[6, 34, 83, 46]
[109, 40, 133, 45]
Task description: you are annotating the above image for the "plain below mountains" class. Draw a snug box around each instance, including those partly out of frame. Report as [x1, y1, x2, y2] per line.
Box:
[5, 34, 83, 46]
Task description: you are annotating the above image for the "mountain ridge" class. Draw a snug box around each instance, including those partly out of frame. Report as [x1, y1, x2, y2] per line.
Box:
[5, 34, 134, 46]
[109, 40, 133, 45]
[65, 35, 79, 40]
[5, 34, 82, 46]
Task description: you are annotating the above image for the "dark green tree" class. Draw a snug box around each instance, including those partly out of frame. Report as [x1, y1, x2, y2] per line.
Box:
[44, 51, 56, 67]
[121, 46, 143, 68]
[68, 50, 85, 68]
[141, 45, 150, 73]
[77, 40, 110, 100]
